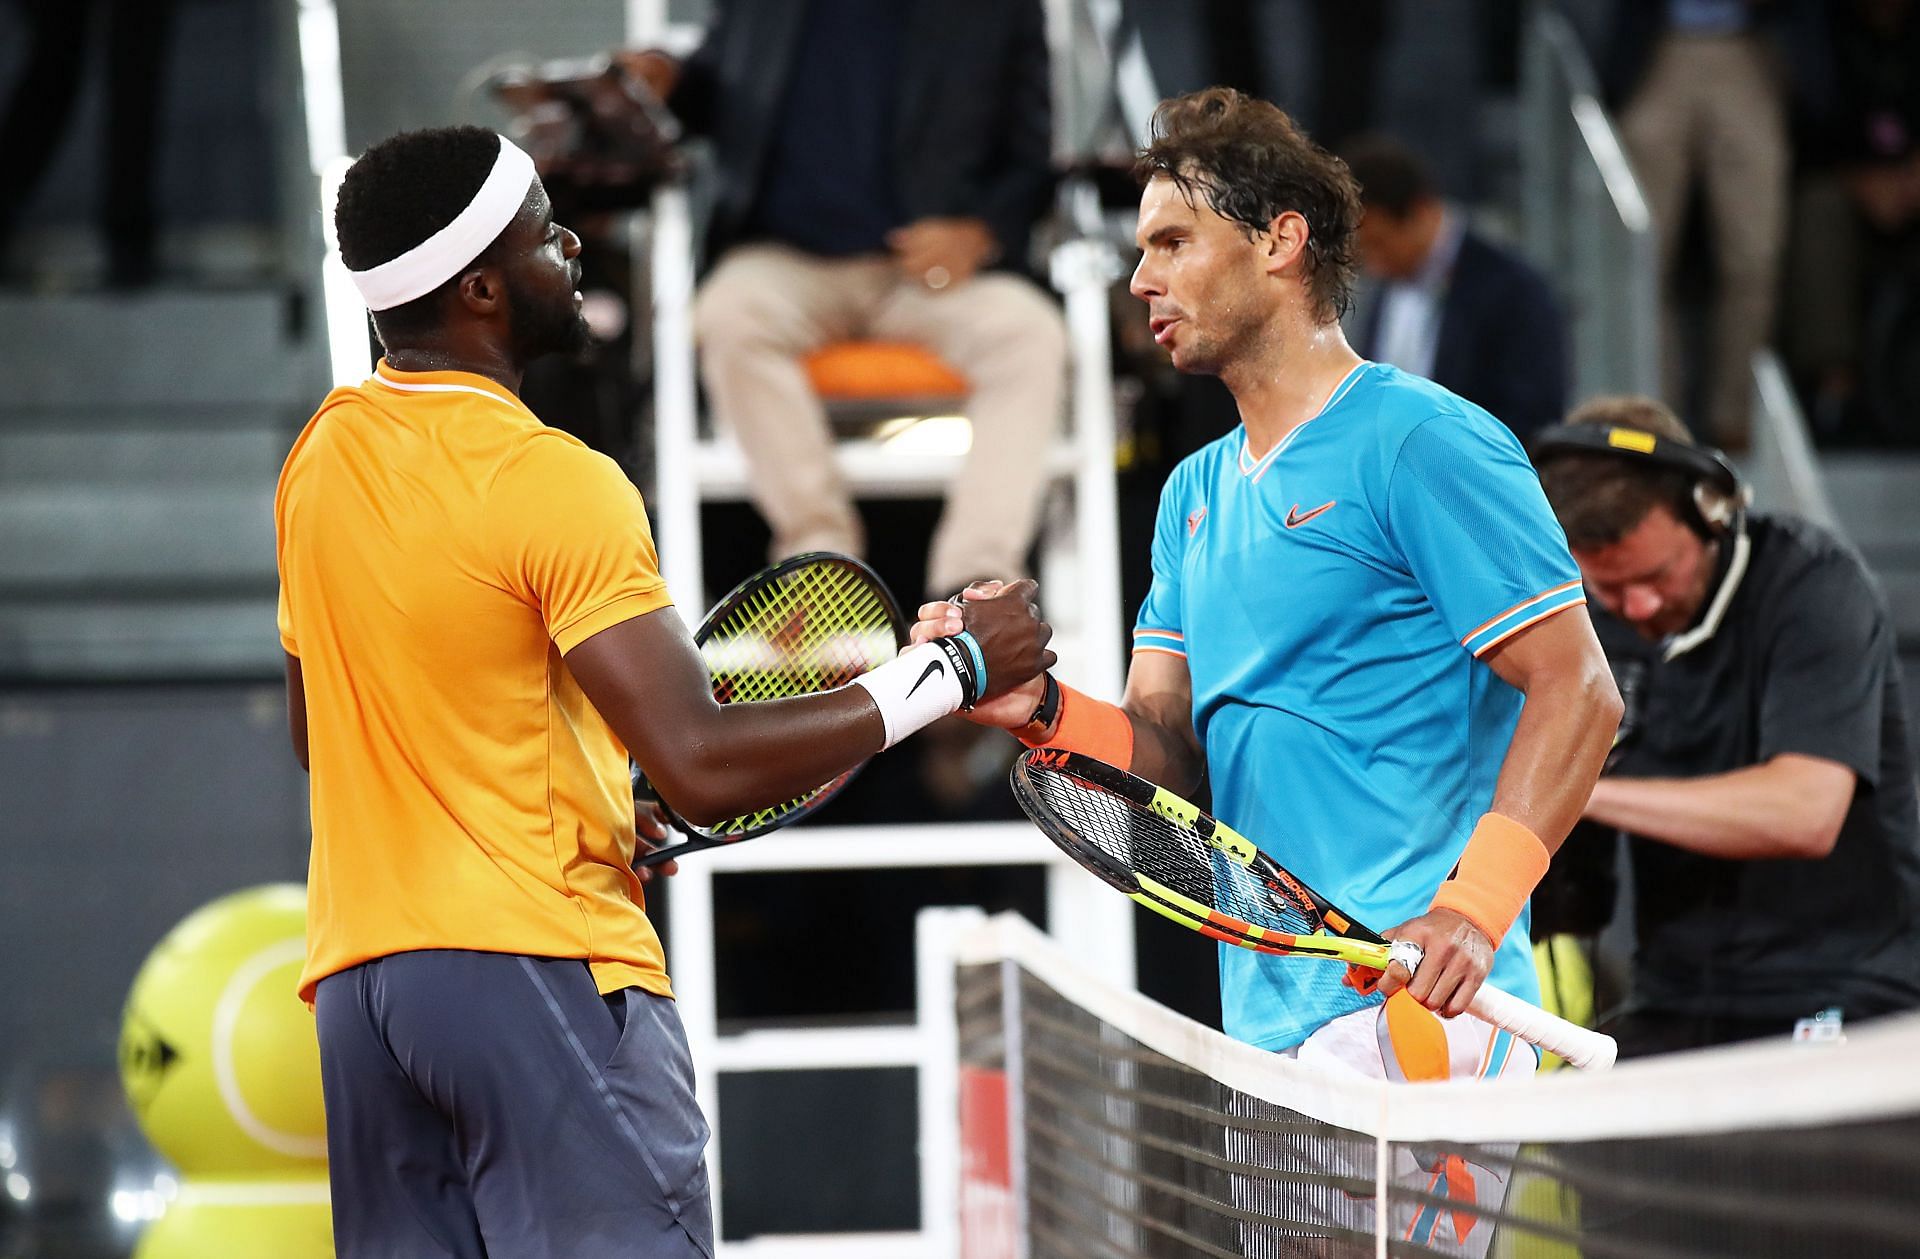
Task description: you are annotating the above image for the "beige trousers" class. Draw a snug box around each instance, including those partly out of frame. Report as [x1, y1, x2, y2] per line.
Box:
[1620, 33, 1788, 450]
[693, 244, 1068, 595]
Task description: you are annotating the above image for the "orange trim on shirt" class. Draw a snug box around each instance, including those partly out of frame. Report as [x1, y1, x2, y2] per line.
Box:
[1459, 579, 1584, 645]
[1471, 594, 1588, 658]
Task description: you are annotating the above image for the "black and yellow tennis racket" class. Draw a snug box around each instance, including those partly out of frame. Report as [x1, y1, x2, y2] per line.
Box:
[634, 552, 907, 865]
[1010, 748, 1617, 1069]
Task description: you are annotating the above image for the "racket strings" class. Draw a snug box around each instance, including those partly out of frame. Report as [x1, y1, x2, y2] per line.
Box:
[692, 558, 901, 838]
[705, 564, 898, 705]
[1027, 767, 1323, 938]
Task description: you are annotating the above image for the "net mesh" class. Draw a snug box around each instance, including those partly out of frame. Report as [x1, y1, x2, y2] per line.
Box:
[953, 931, 1920, 1259]
[688, 557, 901, 837]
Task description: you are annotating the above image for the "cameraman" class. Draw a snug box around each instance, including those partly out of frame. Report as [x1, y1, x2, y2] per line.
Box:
[1533, 396, 1920, 1057]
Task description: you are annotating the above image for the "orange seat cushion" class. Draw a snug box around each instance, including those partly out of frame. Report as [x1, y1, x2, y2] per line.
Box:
[804, 342, 969, 401]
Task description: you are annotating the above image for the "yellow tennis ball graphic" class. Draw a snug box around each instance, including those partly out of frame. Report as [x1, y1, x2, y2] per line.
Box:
[133, 1185, 333, 1259]
[119, 884, 327, 1176]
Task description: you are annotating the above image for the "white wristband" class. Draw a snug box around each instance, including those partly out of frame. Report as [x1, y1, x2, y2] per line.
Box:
[852, 641, 967, 749]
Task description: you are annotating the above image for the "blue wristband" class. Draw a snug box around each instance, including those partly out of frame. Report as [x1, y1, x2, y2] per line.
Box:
[953, 630, 988, 700]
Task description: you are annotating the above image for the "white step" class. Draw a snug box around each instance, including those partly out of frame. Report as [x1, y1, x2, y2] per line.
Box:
[689, 436, 1084, 501]
[1821, 454, 1920, 554]
[691, 820, 1063, 872]
[0, 598, 281, 677]
[0, 291, 319, 411]
[0, 485, 276, 584]
[0, 427, 290, 485]
[711, 1025, 924, 1073]
[720, 1233, 930, 1259]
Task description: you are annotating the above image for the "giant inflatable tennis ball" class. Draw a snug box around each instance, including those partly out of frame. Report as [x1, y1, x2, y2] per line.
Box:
[119, 884, 328, 1176]
[134, 1186, 333, 1259]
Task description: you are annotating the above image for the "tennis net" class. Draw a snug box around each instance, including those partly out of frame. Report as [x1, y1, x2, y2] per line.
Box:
[925, 912, 1920, 1259]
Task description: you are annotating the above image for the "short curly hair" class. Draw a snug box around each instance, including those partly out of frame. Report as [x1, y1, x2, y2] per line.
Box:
[1132, 88, 1361, 323]
[334, 126, 506, 331]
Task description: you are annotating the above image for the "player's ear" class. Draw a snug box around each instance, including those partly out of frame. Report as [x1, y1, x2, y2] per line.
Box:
[1266, 210, 1309, 275]
[456, 266, 504, 318]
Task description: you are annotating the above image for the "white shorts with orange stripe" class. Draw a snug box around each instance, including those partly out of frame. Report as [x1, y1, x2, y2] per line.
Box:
[1229, 992, 1536, 1257]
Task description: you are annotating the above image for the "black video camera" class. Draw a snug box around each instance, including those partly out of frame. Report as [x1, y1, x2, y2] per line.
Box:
[488, 56, 684, 215]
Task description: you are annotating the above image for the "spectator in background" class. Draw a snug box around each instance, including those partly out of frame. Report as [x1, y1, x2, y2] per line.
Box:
[0, 0, 176, 286]
[1345, 133, 1570, 441]
[1604, 0, 1827, 452]
[623, 0, 1065, 601]
[1785, 0, 1920, 444]
[1533, 396, 1920, 1059]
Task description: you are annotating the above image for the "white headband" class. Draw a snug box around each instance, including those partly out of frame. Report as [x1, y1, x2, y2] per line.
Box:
[348, 135, 538, 311]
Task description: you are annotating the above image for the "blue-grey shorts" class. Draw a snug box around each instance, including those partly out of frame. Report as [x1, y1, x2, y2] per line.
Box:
[315, 950, 713, 1259]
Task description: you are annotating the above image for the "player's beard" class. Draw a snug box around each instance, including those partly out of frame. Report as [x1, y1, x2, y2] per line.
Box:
[1173, 316, 1253, 378]
[506, 271, 592, 361]
[1171, 289, 1266, 379]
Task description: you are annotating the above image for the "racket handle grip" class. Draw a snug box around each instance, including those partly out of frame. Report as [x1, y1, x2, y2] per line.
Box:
[634, 834, 738, 868]
[1386, 939, 1618, 1070]
[1469, 983, 1619, 1071]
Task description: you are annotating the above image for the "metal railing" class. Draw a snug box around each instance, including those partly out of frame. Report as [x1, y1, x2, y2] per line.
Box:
[1519, 6, 1659, 401]
[1747, 350, 1841, 531]
[1519, 6, 1840, 530]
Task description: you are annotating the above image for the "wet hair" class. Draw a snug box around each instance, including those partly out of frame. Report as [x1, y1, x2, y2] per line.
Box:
[334, 126, 507, 336]
[1536, 396, 1703, 547]
[1132, 87, 1361, 322]
[1339, 133, 1438, 219]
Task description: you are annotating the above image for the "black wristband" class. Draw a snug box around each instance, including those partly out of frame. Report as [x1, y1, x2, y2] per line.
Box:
[1021, 671, 1060, 734]
[929, 636, 981, 710]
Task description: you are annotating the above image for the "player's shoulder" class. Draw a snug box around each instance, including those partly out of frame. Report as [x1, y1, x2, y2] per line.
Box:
[492, 422, 617, 487]
[279, 383, 374, 482]
[1351, 365, 1535, 487]
[500, 421, 597, 461]
[1355, 364, 1514, 448]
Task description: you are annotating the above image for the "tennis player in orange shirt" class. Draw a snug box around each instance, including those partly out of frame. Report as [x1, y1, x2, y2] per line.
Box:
[276, 125, 1051, 1259]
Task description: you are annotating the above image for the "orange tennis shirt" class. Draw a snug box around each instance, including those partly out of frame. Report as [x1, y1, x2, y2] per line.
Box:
[276, 362, 675, 1003]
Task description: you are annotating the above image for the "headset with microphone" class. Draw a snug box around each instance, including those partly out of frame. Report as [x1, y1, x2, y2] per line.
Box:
[1529, 421, 1751, 539]
[1530, 421, 1755, 659]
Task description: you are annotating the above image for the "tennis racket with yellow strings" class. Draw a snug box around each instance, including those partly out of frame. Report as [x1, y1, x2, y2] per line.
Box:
[1010, 748, 1617, 1069]
[633, 552, 907, 865]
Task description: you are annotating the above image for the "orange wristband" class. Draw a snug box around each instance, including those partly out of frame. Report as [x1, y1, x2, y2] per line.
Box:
[1429, 812, 1551, 945]
[1016, 681, 1135, 770]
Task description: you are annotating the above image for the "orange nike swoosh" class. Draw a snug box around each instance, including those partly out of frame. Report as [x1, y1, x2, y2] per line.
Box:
[1285, 500, 1336, 529]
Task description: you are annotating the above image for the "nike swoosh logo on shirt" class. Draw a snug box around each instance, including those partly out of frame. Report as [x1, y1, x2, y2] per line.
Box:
[906, 658, 947, 698]
[1285, 501, 1336, 529]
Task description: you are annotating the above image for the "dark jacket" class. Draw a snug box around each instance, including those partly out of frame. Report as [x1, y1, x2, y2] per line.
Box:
[1356, 228, 1570, 442]
[668, 0, 1054, 272]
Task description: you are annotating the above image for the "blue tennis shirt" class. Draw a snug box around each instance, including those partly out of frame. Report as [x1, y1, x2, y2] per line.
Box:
[1134, 362, 1584, 1052]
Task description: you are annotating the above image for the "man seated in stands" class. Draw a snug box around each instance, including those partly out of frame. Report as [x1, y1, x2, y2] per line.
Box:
[1786, 0, 1920, 443]
[1533, 395, 1920, 1058]
[623, 0, 1066, 602]
[1344, 133, 1570, 442]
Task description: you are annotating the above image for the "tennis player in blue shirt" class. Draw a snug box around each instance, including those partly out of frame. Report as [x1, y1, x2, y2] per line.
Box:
[917, 89, 1621, 1252]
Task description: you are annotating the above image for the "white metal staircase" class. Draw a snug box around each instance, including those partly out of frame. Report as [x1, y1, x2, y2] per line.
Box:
[646, 179, 1137, 1254]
